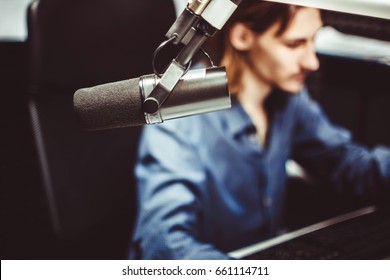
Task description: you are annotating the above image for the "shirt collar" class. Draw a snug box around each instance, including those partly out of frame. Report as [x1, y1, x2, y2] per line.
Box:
[223, 90, 291, 138]
[223, 97, 255, 138]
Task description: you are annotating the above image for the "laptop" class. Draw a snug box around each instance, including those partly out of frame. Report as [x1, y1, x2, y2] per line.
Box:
[229, 206, 390, 260]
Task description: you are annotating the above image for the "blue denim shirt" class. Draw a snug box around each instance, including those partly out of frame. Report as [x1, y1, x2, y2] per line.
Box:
[132, 89, 390, 259]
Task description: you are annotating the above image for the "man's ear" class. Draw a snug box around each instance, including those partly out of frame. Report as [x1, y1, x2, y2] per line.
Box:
[229, 23, 255, 51]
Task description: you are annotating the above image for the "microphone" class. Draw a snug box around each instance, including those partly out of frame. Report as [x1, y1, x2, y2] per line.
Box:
[73, 66, 230, 131]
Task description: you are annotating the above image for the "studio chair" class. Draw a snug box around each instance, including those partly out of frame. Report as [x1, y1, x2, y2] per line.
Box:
[27, 0, 176, 259]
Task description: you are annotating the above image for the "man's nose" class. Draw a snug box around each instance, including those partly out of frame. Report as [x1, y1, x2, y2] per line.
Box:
[301, 43, 320, 71]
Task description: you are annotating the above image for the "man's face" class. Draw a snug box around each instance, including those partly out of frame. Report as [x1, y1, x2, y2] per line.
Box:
[247, 8, 323, 93]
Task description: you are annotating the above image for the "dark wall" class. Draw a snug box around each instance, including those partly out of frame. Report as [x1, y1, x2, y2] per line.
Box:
[312, 56, 390, 148]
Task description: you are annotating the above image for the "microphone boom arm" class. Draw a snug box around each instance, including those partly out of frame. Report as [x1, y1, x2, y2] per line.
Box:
[143, 0, 243, 116]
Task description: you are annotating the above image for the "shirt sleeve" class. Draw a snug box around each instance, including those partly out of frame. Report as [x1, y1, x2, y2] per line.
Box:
[133, 120, 231, 259]
[291, 90, 390, 198]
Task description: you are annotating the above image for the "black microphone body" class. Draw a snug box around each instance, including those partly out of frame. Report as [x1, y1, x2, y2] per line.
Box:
[74, 67, 230, 131]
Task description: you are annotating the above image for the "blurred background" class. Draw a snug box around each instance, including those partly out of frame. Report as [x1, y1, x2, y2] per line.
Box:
[1, 0, 389, 259]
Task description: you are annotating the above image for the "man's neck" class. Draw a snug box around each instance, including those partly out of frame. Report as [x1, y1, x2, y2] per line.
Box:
[237, 70, 272, 146]
[238, 69, 271, 108]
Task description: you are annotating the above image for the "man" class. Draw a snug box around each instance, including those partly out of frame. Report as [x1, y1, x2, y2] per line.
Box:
[131, 0, 390, 259]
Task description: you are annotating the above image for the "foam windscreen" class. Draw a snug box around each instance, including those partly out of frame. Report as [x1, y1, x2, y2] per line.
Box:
[73, 78, 145, 130]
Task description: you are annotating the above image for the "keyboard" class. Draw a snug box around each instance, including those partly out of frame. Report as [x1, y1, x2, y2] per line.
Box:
[229, 206, 390, 260]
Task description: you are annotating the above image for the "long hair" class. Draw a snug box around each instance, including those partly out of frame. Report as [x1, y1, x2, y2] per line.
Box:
[205, 0, 302, 94]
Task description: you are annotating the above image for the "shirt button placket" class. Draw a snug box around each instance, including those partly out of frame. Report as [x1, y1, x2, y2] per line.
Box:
[263, 197, 273, 208]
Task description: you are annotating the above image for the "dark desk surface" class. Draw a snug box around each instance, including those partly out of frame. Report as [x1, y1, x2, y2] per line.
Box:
[229, 206, 390, 260]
